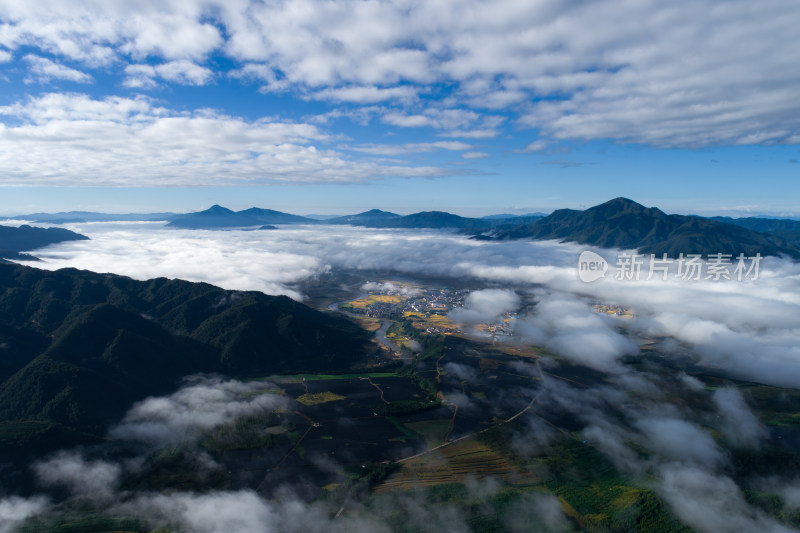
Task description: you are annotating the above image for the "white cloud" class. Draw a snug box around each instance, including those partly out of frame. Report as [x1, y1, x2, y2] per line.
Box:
[460, 151, 488, 159]
[125, 60, 214, 87]
[449, 288, 519, 325]
[657, 465, 795, 533]
[0, 1, 795, 146]
[635, 418, 723, 467]
[0, 1, 220, 64]
[712, 387, 767, 448]
[517, 140, 549, 153]
[311, 85, 418, 104]
[23, 54, 92, 83]
[110, 376, 288, 446]
[361, 281, 420, 296]
[348, 140, 472, 156]
[438, 129, 500, 139]
[120, 491, 280, 533]
[0, 49, 11, 62]
[382, 108, 481, 130]
[0, 93, 455, 186]
[513, 291, 638, 371]
[34, 451, 121, 501]
[0, 496, 49, 533]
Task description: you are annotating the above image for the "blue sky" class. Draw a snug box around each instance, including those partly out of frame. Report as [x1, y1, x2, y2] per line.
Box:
[0, 0, 798, 217]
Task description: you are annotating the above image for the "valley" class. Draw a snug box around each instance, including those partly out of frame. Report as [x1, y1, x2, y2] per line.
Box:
[10, 269, 800, 532]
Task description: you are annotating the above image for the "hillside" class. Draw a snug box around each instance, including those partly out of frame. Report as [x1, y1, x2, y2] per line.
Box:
[488, 197, 800, 258]
[0, 264, 370, 455]
[711, 216, 800, 248]
[0, 225, 89, 261]
[167, 205, 315, 228]
[357, 211, 493, 230]
[327, 209, 402, 224]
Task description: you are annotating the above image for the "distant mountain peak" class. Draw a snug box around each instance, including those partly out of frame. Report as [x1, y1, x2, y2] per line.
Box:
[361, 209, 397, 216]
[593, 197, 647, 211]
[201, 205, 235, 215]
[488, 197, 800, 259]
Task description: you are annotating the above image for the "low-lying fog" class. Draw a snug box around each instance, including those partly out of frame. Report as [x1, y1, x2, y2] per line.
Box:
[2, 220, 800, 532]
[12, 221, 800, 389]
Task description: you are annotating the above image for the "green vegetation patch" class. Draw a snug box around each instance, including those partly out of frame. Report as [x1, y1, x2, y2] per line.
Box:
[296, 391, 346, 405]
[405, 419, 452, 448]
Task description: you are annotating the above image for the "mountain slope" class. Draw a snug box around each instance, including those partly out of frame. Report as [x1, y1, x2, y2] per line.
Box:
[489, 198, 800, 258]
[0, 264, 370, 447]
[711, 216, 800, 248]
[0, 225, 89, 261]
[327, 209, 401, 224]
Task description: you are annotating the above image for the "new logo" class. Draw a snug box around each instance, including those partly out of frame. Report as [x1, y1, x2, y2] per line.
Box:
[578, 251, 608, 282]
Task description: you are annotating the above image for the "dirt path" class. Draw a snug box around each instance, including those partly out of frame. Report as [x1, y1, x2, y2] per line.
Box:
[398, 358, 545, 464]
[361, 376, 389, 404]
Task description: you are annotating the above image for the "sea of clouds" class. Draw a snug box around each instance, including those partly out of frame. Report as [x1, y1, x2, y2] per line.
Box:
[10, 220, 800, 389]
[2, 221, 800, 531]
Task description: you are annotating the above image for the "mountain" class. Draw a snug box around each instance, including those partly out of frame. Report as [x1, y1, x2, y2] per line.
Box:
[0, 225, 89, 261]
[481, 212, 548, 220]
[1, 211, 176, 223]
[167, 205, 315, 228]
[354, 211, 494, 230]
[487, 197, 800, 258]
[710, 216, 800, 248]
[164, 205, 539, 231]
[327, 209, 402, 224]
[350, 211, 545, 230]
[0, 264, 370, 456]
[481, 213, 520, 220]
[303, 213, 346, 220]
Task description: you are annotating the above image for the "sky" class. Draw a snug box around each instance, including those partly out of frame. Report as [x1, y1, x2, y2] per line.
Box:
[0, 0, 799, 217]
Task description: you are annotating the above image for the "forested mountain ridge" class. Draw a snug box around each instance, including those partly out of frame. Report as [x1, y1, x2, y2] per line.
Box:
[0, 263, 369, 459]
[487, 197, 800, 258]
[0, 225, 89, 261]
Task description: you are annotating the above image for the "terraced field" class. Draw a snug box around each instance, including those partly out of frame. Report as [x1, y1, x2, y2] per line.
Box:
[374, 438, 539, 493]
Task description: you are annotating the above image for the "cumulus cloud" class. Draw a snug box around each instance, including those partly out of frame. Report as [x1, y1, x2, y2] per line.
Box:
[0, 93, 455, 186]
[23, 54, 92, 83]
[110, 376, 288, 446]
[311, 85, 418, 104]
[1, 1, 797, 146]
[123, 59, 213, 87]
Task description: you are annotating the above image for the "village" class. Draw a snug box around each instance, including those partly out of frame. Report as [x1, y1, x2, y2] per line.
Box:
[339, 282, 515, 340]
